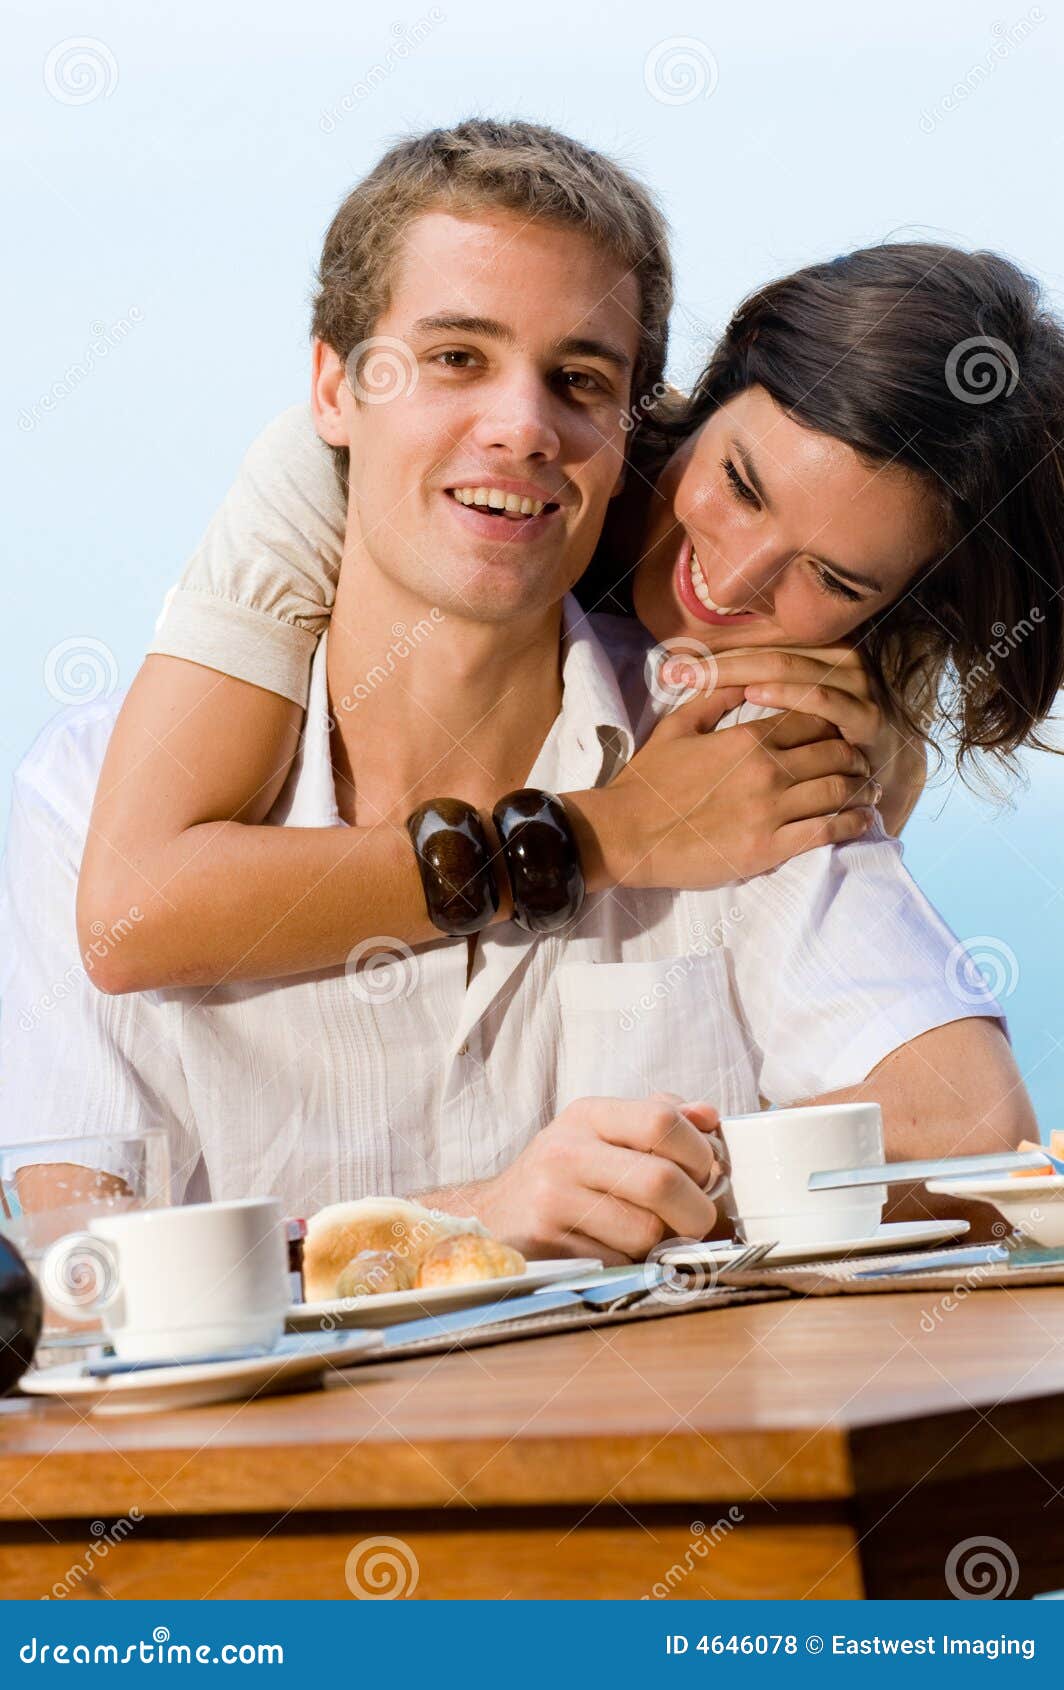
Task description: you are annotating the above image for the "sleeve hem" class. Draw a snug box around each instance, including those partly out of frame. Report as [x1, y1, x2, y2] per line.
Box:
[148, 589, 317, 707]
[763, 992, 1009, 1106]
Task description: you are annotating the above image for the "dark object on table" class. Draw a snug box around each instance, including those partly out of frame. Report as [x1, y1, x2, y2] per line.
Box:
[0, 1234, 43, 1393]
[287, 1217, 307, 1302]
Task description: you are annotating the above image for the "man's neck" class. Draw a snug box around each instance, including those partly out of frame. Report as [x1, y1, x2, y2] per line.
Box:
[326, 549, 566, 830]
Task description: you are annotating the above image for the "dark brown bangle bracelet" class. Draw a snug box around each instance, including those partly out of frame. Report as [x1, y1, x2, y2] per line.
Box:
[405, 798, 500, 936]
[491, 788, 585, 933]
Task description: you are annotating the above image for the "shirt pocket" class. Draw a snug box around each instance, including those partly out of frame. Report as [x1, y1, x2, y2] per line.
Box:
[552, 949, 760, 1116]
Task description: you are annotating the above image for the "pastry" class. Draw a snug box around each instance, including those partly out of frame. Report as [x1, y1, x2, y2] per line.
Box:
[302, 1196, 487, 1302]
[335, 1249, 414, 1300]
[415, 1232, 525, 1288]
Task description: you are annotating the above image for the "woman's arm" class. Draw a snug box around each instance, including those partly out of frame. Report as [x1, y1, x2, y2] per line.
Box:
[77, 655, 879, 993]
[77, 654, 444, 991]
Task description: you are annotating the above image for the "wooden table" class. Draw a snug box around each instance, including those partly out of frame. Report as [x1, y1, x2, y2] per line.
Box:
[4, 1287, 1064, 1600]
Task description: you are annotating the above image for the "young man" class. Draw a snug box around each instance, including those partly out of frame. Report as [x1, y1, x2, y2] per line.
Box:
[0, 124, 1032, 1261]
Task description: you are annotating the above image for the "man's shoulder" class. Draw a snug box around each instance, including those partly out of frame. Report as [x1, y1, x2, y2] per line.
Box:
[11, 692, 125, 845]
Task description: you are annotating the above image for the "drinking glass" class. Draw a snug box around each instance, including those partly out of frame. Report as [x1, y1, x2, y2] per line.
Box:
[0, 1130, 171, 1356]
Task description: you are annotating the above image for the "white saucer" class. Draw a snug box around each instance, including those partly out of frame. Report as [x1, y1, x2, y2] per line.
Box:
[659, 1218, 969, 1270]
[19, 1330, 380, 1415]
[926, 1174, 1064, 1248]
[287, 1257, 602, 1331]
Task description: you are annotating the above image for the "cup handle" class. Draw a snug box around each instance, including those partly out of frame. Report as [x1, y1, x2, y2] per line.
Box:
[703, 1130, 731, 1205]
[39, 1232, 121, 1321]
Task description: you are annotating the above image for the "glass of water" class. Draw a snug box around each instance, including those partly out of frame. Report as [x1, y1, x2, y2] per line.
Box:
[0, 1130, 171, 1356]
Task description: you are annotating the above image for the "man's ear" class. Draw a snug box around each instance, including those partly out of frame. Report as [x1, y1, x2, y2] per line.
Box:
[311, 340, 350, 446]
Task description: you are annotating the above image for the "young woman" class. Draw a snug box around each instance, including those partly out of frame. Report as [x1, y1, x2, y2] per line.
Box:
[78, 242, 1064, 991]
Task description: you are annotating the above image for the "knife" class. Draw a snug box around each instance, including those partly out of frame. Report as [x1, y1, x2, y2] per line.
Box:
[381, 1267, 666, 1348]
[808, 1148, 1056, 1192]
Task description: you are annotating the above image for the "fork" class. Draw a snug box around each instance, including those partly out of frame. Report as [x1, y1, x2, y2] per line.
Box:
[713, 1239, 777, 1284]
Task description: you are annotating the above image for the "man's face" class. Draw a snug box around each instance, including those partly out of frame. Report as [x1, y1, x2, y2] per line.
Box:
[331, 208, 641, 623]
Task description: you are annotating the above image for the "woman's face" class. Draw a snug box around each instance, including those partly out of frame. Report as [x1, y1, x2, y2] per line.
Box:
[632, 386, 944, 652]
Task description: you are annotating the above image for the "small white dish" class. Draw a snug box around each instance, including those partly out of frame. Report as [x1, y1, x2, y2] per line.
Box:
[19, 1330, 380, 1415]
[925, 1174, 1064, 1247]
[658, 1218, 969, 1270]
[287, 1257, 602, 1331]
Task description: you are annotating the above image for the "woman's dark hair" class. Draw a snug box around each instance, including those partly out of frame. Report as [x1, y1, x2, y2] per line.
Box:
[588, 243, 1064, 774]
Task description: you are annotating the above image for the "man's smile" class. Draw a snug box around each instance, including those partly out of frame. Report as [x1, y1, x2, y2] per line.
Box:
[442, 476, 565, 544]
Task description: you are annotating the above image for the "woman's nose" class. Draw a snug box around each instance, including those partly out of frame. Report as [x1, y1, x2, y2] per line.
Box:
[701, 530, 785, 610]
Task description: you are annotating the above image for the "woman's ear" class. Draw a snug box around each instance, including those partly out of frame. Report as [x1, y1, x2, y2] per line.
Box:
[311, 339, 350, 446]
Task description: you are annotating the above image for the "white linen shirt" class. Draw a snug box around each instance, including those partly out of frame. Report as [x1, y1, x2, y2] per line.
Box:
[0, 599, 1002, 1218]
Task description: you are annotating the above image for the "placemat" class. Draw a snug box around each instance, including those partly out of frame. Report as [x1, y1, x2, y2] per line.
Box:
[343, 1283, 789, 1364]
[720, 1243, 1064, 1297]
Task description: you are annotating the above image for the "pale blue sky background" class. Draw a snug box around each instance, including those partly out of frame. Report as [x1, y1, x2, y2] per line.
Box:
[4, 0, 1063, 1131]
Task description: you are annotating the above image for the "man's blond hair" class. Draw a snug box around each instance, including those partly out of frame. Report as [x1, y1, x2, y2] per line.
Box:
[311, 118, 672, 405]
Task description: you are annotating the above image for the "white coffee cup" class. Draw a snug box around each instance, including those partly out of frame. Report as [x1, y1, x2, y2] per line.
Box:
[40, 1197, 288, 1362]
[712, 1102, 886, 1246]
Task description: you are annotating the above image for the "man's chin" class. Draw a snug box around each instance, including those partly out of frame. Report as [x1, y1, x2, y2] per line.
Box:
[430, 564, 574, 626]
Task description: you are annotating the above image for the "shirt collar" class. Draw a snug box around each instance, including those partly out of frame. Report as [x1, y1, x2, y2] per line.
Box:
[269, 593, 635, 830]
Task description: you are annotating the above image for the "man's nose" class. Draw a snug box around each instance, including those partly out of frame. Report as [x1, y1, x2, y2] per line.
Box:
[469, 373, 561, 460]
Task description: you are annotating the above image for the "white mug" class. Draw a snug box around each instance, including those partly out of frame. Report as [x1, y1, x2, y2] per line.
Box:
[40, 1197, 288, 1362]
[711, 1102, 886, 1246]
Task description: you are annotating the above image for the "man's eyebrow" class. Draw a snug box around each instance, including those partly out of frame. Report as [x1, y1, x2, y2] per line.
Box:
[734, 438, 884, 593]
[556, 335, 632, 372]
[410, 316, 631, 371]
[412, 314, 516, 341]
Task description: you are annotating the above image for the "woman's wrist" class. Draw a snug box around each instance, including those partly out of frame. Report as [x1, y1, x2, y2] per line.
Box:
[556, 787, 628, 894]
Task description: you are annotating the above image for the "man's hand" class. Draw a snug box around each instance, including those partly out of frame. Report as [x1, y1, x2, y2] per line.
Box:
[423, 1094, 721, 1264]
[565, 688, 877, 894]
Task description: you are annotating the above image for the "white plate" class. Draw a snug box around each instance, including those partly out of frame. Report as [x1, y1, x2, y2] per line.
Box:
[287, 1257, 603, 1331]
[659, 1218, 969, 1269]
[19, 1330, 380, 1415]
[926, 1174, 1064, 1247]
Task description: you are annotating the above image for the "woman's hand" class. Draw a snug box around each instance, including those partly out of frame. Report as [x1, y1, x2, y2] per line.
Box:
[563, 684, 878, 894]
[661, 645, 928, 835]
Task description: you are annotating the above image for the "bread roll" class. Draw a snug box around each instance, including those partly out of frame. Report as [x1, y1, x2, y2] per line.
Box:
[415, 1233, 525, 1289]
[335, 1250, 415, 1300]
[303, 1197, 487, 1302]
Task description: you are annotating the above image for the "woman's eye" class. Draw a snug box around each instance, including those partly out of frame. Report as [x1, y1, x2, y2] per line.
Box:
[721, 456, 760, 508]
[814, 566, 864, 604]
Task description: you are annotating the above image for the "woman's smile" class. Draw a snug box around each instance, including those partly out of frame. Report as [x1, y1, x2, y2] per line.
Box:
[673, 534, 765, 628]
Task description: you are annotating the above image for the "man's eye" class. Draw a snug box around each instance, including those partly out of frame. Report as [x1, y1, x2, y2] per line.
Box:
[557, 369, 603, 393]
[432, 349, 476, 368]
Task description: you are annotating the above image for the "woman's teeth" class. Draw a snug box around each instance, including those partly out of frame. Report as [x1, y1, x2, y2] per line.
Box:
[689, 549, 747, 615]
[451, 487, 546, 518]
